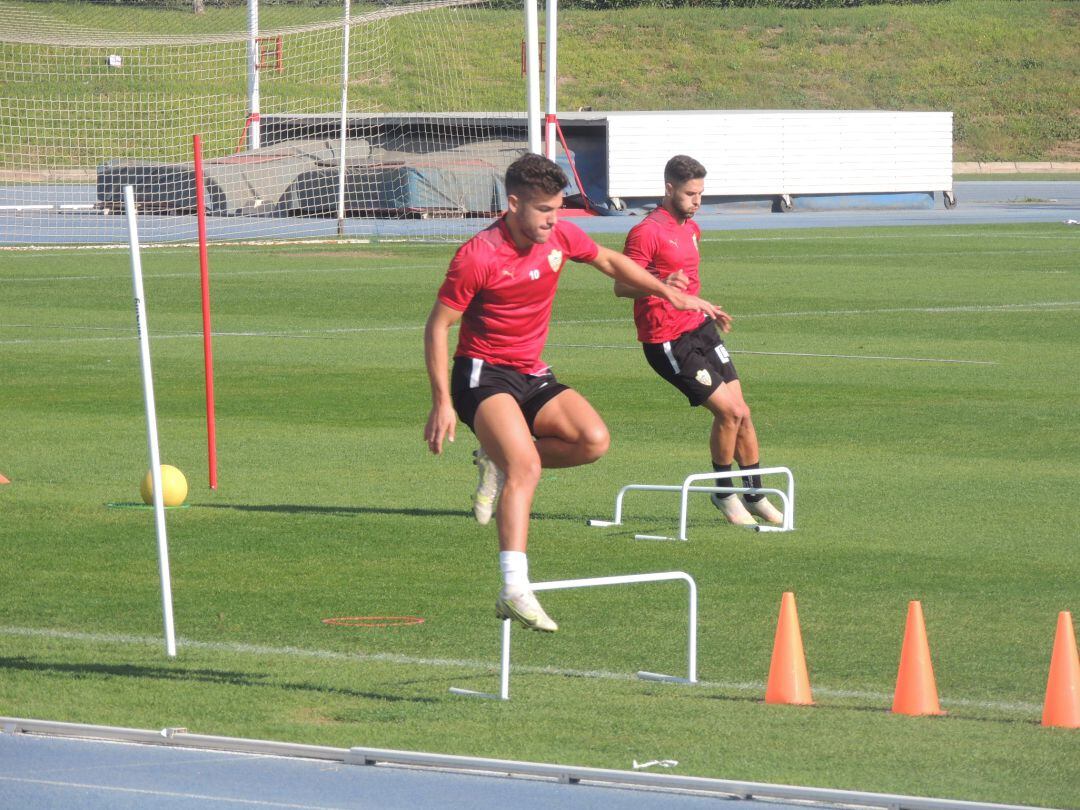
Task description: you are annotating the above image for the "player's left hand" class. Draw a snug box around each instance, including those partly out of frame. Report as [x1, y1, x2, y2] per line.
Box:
[712, 307, 733, 333]
[667, 290, 731, 331]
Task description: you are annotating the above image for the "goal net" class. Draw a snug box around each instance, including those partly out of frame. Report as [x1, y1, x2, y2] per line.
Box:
[0, 0, 526, 246]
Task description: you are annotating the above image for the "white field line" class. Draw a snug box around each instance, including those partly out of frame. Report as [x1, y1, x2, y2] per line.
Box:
[2, 301, 1076, 348]
[736, 350, 995, 365]
[0, 776, 345, 809]
[716, 249, 1077, 261]
[4, 248, 1075, 282]
[700, 231, 1080, 243]
[547, 344, 997, 365]
[553, 301, 1080, 327]
[0, 238, 377, 253]
[2, 229, 1074, 259]
[0, 325, 429, 346]
[0, 265, 442, 284]
[0, 625, 1041, 716]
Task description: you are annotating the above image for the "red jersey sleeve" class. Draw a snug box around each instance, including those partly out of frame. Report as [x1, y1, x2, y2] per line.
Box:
[556, 221, 600, 264]
[437, 238, 489, 312]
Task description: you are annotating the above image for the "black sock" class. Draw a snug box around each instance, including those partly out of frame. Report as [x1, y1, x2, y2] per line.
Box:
[712, 462, 733, 499]
[741, 461, 764, 502]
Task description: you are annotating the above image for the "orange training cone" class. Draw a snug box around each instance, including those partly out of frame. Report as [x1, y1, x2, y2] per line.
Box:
[1042, 611, 1080, 729]
[0, 471, 9, 484]
[765, 591, 814, 705]
[892, 600, 945, 716]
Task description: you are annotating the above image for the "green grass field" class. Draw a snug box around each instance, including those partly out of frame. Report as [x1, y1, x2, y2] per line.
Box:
[1, 222, 1078, 806]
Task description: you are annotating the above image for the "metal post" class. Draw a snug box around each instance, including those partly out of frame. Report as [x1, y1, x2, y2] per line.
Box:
[247, 0, 261, 150]
[543, 0, 557, 160]
[336, 0, 351, 236]
[523, 0, 541, 154]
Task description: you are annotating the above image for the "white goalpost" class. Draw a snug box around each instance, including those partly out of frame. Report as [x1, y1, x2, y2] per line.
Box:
[521, 0, 559, 159]
[0, 0, 530, 246]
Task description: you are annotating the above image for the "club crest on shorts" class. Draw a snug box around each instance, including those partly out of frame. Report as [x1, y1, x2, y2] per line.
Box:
[695, 368, 712, 387]
[548, 249, 563, 272]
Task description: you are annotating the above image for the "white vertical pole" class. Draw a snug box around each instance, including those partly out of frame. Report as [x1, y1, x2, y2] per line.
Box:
[687, 576, 697, 683]
[247, 0, 261, 150]
[524, 0, 541, 154]
[336, 0, 351, 235]
[543, 0, 557, 160]
[124, 185, 177, 659]
[499, 619, 512, 700]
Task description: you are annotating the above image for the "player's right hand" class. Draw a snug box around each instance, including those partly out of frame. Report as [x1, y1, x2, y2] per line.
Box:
[424, 402, 457, 455]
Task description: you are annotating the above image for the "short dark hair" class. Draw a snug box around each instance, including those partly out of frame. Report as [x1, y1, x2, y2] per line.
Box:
[664, 155, 707, 186]
[505, 153, 568, 198]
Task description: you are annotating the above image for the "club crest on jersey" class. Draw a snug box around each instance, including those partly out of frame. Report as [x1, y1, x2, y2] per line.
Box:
[695, 368, 712, 387]
[692, 233, 699, 251]
[548, 249, 563, 272]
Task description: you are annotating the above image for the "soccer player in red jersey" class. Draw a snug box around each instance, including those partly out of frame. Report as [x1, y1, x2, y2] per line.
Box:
[424, 153, 725, 632]
[616, 155, 783, 528]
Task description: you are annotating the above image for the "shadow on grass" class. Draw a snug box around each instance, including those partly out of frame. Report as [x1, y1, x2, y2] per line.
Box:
[199, 502, 465, 519]
[197, 502, 590, 523]
[0, 656, 436, 704]
[700, 692, 1029, 725]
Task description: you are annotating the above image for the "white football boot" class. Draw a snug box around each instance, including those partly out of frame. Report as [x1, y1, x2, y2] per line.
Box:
[711, 492, 758, 527]
[472, 448, 505, 525]
[744, 497, 784, 526]
[496, 587, 558, 632]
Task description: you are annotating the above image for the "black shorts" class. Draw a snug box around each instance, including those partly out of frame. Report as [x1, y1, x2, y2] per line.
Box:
[450, 357, 570, 434]
[642, 319, 738, 407]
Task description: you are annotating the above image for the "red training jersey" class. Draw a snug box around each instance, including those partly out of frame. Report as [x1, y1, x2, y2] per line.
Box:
[623, 207, 706, 343]
[437, 217, 600, 374]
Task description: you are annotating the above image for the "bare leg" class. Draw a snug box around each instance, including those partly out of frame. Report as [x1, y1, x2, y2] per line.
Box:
[474, 393, 570, 632]
[531, 389, 610, 469]
[472, 394, 541, 553]
[703, 380, 782, 525]
[704, 380, 759, 467]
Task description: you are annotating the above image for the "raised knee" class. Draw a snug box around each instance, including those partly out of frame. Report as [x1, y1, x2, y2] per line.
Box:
[581, 424, 610, 463]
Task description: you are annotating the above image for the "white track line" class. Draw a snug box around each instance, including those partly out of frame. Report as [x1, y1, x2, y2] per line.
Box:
[0, 625, 1041, 715]
[0, 777, 346, 809]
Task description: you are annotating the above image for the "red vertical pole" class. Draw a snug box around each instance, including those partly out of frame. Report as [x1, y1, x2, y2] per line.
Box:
[193, 134, 218, 489]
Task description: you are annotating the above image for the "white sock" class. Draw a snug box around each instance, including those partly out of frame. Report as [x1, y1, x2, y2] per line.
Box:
[499, 551, 529, 591]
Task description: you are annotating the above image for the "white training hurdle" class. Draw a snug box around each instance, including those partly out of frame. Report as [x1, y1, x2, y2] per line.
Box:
[450, 571, 697, 701]
[588, 467, 795, 541]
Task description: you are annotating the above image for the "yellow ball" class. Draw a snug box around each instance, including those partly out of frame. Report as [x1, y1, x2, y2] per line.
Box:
[140, 464, 188, 507]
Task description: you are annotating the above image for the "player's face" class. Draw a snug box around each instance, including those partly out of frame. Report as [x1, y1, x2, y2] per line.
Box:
[507, 189, 563, 246]
[667, 178, 704, 220]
